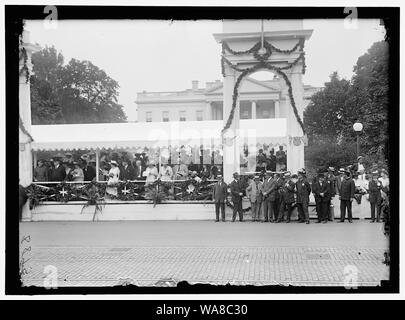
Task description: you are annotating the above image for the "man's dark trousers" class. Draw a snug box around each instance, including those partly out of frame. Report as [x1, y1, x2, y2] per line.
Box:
[215, 201, 225, 221]
[340, 200, 353, 221]
[232, 201, 243, 221]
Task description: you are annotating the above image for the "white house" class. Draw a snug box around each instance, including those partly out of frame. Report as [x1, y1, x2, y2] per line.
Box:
[135, 77, 321, 123]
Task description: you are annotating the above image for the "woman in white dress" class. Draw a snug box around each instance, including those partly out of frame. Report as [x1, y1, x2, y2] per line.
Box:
[159, 163, 173, 181]
[143, 162, 159, 185]
[106, 160, 120, 197]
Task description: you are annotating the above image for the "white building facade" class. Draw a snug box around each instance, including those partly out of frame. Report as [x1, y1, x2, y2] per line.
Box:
[136, 78, 320, 123]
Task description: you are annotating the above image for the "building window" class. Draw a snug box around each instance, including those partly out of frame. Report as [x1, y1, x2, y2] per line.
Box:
[179, 111, 186, 122]
[146, 111, 152, 122]
[240, 102, 252, 119]
[257, 102, 275, 119]
[196, 110, 203, 121]
[162, 111, 169, 122]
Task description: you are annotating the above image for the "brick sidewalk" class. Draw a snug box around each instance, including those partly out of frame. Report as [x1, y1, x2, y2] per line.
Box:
[21, 245, 388, 287]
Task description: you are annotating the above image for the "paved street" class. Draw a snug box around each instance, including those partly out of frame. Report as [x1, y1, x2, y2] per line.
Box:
[19, 220, 389, 287]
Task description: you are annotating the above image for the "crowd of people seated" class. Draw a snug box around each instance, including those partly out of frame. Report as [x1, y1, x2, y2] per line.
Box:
[33, 151, 223, 184]
[255, 146, 287, 172]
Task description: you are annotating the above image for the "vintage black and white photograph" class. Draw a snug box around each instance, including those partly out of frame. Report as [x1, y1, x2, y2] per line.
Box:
[7, 4, 399, 294]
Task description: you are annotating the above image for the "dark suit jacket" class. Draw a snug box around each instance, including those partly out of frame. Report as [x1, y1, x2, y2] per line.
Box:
[213, 182, 228, 202]
[262, 177, 277, 201]
[268, 154, 277, 171]
[119, 165, 136, 181]
[229, 179, 243, 203]
[274, 177, 285, 200]
[326, 174, 337, 197]
[83, 165, 96, 181]
[312, 181, 331, 202]
[49, 165, 66, 181]
[340, 178, 355, 201]
[283, 180, 296, 204]
[368, 180, 382, 203]
[133, 165, 145, 180]
[296, 179, 311, 203]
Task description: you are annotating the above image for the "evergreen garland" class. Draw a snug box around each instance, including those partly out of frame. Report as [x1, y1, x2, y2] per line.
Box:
[220, 37, 307, 135]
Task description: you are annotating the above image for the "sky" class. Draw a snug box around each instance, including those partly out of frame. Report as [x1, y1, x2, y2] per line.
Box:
[25, 19, 386, 121]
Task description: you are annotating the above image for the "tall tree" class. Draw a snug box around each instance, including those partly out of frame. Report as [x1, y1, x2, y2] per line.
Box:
[304, 72, 352, 144]
[31, 46, 127, 124]
[304, 40, 389, 169]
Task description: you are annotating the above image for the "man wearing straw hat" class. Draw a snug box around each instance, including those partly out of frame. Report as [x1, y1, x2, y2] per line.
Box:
[368, 170, 383, 223]
[229, 172, 244, 222]
[246, 175, 263, 222]
[338, 170, 355, 223]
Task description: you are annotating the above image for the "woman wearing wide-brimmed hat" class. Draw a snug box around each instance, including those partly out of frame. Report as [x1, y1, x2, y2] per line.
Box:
[71, 161, 84, 182]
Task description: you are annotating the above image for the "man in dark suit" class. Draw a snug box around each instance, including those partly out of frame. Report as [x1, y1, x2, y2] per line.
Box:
[82, 160, 96, 181]
[229, 172, 244, 222]
[312, 173, 331, 223]
[368, 171, 382, 222]
[133, 159, 145, 180]
[213, 175, 227, 222]
[268, 148, 277, 172]
[326, 167, 337, 221]
[273, 172, 284, 222]
[282, 172, 297, 223]
[119, 159, 136, 181]
[338, 170, 356, 223]
[261, 171, 277, 222]
[296, 169, 311, 224]
[49, 158, 66, 181]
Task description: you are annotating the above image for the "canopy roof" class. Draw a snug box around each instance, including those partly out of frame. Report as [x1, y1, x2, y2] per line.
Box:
[31, 119, 287, 151]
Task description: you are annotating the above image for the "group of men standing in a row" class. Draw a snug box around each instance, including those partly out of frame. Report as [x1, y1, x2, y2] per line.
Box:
[212, 167, 359, 223]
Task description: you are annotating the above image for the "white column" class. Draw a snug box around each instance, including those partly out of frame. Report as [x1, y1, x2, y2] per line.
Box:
[285, 65, 305, 173]
[206, 101, 212, 120]
[251, 101, 257, 119]
[222, 66, 240, 183]
[19, 31, 40, 222]
[96, 149, 100, 182]
[274, 100, 280, 118]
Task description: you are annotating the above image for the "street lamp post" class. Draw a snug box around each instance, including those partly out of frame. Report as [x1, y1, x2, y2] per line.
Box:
[353, 121, 363, 159]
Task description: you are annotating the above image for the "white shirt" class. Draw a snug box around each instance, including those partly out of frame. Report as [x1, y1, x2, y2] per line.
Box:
[143, 166, 158, 183]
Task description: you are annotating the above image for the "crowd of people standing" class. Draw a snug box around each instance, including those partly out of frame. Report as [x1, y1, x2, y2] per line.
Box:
[212, 158, 390, 223]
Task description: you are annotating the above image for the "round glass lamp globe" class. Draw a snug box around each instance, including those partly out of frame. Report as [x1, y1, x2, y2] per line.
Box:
[353, 122, 363, 132]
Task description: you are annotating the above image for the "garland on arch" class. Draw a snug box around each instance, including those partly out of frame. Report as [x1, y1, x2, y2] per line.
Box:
[222, 38, 304, 56]
[220, 38, 306, 136]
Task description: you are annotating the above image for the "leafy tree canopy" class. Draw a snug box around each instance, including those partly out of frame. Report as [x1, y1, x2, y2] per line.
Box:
[304, 40, 389, 167]
[31, 46, 127, 124]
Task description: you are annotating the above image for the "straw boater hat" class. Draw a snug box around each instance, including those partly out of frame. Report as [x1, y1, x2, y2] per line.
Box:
[328, 166, 334, 171]
[372, 170, 379, 176]
[357, 156, 364, 161]
[110, 160, 118, 166]
[283, 171, 291, 178]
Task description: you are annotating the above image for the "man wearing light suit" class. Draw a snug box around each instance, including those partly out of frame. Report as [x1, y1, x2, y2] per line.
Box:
[261, 171, 277, 222]
[246, 176, 263, 222]
[213, 175, 228, 222]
